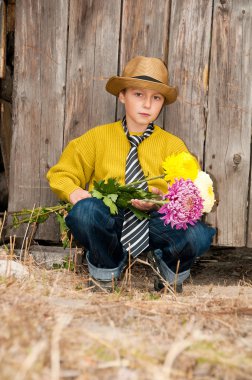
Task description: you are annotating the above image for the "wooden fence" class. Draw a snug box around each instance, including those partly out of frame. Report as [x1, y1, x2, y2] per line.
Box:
[8, 0, 252, 246]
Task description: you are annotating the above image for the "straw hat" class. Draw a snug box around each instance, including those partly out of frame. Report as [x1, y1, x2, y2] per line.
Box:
[106, 56, 177, 105]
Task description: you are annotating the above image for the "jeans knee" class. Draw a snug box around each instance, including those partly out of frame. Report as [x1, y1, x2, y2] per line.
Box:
[185, 221, 216, 257]
[65, 198, 103, 232]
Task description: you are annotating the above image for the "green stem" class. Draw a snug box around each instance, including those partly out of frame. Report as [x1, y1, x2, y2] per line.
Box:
[121, 174, 165, 189]
[140, 199, 167, 205]
[9, 204, 72, 216]
[9, 204, 73, 228]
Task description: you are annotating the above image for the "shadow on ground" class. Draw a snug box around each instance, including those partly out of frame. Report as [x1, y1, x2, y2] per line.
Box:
[191, 247, 252, 286]
[80, 246, 252, 292]
[97, 246, 252, 292]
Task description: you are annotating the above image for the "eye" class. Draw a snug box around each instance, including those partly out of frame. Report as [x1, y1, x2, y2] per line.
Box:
[134, 92, 143, 97]
[154, 95, 162, 101]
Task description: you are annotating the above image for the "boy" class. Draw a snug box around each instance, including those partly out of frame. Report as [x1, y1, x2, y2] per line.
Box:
[47, 56, 216, 292]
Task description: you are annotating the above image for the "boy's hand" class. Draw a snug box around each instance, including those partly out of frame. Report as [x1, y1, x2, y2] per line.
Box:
[69, 189, 91, 205]
[130, 187, 163, 211]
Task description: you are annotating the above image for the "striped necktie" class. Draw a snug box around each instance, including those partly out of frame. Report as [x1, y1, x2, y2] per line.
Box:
[120, 116, 154, 258]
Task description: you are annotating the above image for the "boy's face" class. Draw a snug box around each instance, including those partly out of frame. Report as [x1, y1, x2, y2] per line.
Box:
[119, 87, 165, 131]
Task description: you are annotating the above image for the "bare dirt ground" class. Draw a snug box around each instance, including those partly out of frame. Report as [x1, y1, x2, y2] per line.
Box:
[0, 247, 252, 380]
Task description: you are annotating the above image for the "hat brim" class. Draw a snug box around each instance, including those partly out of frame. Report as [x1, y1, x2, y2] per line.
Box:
[106, 76, 178, 105]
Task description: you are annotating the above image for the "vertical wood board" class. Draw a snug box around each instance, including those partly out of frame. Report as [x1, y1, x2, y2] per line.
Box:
[165, 0, 213, 164]
[64, 0, 121, 144]
[117, 0, 170, 125]
[205, 0, 252, 246]
[248, 173, 252, 247]
[0, 0, 6, 78]
[6, 1, 15, 33]
[9, 0, 69, 240]
[0, 99, 12, 183]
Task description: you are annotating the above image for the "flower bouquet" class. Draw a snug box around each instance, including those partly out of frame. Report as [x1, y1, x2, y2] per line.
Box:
[91, 152, 215, 230]
[157, 152, 215, 229]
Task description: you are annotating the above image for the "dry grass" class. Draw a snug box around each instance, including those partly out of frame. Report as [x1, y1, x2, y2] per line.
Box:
[0, 250, 252, 380]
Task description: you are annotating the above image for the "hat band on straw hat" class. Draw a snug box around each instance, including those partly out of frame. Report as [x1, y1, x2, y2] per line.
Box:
[132, 75, 162, 83]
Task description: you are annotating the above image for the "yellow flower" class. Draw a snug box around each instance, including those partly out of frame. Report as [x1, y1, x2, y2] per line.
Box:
[194, 171, 215, 213]
[162, 152, 200, 184]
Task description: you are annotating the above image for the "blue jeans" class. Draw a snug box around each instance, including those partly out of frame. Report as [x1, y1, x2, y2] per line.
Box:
[65, 198, 216, 284]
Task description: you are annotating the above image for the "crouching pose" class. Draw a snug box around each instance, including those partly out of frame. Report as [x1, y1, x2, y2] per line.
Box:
[47, 56, 216, 292]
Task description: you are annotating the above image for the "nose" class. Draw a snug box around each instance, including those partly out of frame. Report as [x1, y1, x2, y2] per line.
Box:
[143, 96, 151, 109]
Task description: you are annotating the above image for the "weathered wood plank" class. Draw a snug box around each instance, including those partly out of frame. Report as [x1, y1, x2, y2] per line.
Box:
[117, 0, 170, 125]
[0, 1, 15, 103]
[0, 0, 6, 78]
[0, 99, 12, 183]
[8, 0, 69, 240]
[0, 171, 7, 207]
[205, 0, 252, 246]
[248, 180, 252, 247]
[64, 0, 121, 144]
[6, 0, 15, 33]
[165, 0, 213, 163]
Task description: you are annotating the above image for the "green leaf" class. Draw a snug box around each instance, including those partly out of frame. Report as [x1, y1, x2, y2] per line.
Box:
[91, 189, 103, 199]
[56, 212, 71, 248]
[93, 178, 120, 195]
[128, 205, 150, 220]
[116, 193, 133, 209]
[56, 213, 66, 231]
[36, 214, 49, 223]
[12, 215, 19, 227]
[103, 196, 118, 214]
[105, 178, 120, 193]
[107, 193, 118, 202]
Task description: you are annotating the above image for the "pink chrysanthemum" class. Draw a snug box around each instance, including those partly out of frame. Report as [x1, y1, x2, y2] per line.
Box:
[158, 178, 204, 230]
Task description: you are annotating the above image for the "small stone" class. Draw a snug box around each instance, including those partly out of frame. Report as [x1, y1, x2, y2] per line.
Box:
[0, 259, 29, 279]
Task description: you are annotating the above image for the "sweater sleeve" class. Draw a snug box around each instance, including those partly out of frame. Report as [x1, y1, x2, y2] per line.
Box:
[46, 136, 95, 201]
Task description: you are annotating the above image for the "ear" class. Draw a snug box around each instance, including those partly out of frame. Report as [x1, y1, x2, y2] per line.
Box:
[118, 91, 125, 104]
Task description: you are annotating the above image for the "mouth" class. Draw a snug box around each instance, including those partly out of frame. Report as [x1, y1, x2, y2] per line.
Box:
[139, 113, 151, 117]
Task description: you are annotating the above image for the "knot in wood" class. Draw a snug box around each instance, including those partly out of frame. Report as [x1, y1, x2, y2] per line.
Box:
[233, 154, 241, 165]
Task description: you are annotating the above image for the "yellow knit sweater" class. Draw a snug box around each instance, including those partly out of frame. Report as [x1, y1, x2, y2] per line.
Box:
[47, 120, 188, 201]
